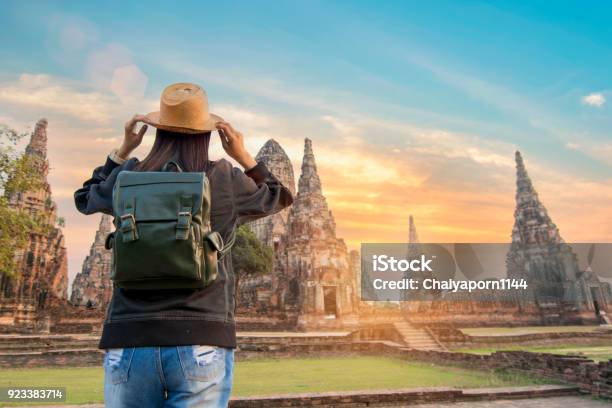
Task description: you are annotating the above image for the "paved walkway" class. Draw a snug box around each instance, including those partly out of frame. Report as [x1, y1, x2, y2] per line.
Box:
[236, 331, 351, 337]
[411, 396, 610, 407]
[17, 397, 610, 408]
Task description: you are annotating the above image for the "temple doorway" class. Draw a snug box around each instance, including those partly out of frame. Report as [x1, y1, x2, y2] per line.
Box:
[323, 286, 337, 318]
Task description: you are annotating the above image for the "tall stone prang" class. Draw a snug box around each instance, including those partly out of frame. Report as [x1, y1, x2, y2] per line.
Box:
[408, 215, 419, 244]
[0, 119, 68, 320]
[248, 139, 296, 248]
[70, 214, 113, 308]
[508, 151, 563, 246]
[405, 215, 424, 264]
[276, 138, 358, 329]
[403, 215, 425, 308]
[505, 151, 606, 314]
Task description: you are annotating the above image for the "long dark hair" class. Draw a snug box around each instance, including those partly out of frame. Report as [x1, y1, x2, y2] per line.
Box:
[135, 129, 212, 172]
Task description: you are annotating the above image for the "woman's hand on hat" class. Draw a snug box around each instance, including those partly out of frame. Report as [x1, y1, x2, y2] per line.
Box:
[117, 115, 148, 159]
[216, 121, 257, 170]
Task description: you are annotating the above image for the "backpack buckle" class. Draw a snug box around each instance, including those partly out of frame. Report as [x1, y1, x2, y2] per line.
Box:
[176, 211, 192, 240]
[120, 213, 138, 242]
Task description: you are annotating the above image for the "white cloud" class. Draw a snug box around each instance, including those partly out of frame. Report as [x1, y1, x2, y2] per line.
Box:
[581, 92, 606, 107]
[0, 73, 117, 122]
[54, 15, 98, 52]
[86, 43, 133, 88]
[212, 104, 273, 128]
[0, 73, 157, 124]
[566, 142, 580, 150]
[320, 115, 365, 146]
[110, 64, 148, 104]
[321, 115, 358, 135]
[565, 139, 612, 165]
[94, 137, 119, 143]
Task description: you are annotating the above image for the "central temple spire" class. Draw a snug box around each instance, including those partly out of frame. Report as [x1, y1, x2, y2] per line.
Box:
[297, 138, 322, 195]
[277, 137, 356, 326]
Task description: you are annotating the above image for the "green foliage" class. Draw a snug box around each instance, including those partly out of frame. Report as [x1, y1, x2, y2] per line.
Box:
[0, 124, 48, 278]
[231, 224, 273, 279]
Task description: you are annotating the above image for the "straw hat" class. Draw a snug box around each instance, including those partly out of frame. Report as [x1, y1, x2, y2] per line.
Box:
[143, 83, 222, 134]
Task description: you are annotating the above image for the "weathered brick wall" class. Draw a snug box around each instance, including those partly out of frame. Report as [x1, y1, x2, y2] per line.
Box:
[235, 314, 298, 331]
[395, 349, 612, 399]
[229, 385, 580, 407]
[0, 349, 103, 368]
[425, 324, 612, 347]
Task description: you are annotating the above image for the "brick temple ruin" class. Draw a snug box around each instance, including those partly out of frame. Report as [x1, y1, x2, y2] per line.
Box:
[0, 119, 69, 325]
[506, 151, 610, 321]
[70, 214, 113, 308]
[247, 139, 296, 249]
[0, 118, 609, 331]
[240, 138, 359, 329]
[274, 138, 359, 329]
[399, 151, 611, 326]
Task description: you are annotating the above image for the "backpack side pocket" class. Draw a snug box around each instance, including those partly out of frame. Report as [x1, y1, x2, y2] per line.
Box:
[203, 232, 223, 284]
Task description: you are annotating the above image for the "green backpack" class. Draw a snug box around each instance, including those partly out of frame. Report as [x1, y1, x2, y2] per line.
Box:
[106, 160, 232, 290]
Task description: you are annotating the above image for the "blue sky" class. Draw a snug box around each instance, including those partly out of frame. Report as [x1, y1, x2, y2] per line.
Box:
[2, 2, 611, 159]
[0, 1, 611, 282]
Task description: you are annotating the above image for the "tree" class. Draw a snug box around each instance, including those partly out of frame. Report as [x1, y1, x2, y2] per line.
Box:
[231, 224, 273, 295]
[0, 124, 48, 278]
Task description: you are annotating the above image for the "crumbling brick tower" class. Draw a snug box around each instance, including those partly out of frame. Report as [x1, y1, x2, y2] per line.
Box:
[0, 119, 68, 323]
[506, 151, 608, 322]
[70, 214, 113, 308]
[276, 138, 358, 329]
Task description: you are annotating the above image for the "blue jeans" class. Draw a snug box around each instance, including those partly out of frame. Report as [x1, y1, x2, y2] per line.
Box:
[104, 345, 234, 408]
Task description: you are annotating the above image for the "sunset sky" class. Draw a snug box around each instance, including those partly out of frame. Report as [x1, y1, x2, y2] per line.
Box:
[0, 1, 611, 285]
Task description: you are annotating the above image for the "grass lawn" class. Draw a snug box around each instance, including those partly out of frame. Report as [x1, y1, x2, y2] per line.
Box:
[460, 325, 600, 336]
[0, 356, 555, 405]
[453, 344, 612, 362]
[232, 356, 549, 396]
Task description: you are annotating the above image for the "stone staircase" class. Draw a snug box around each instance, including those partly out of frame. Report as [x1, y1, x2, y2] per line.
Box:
[393, 321, 446, 351]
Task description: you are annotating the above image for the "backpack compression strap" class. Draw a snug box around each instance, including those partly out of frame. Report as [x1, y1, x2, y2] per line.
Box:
[176, 194, 192, 240]
[120, 197, 138, 242]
